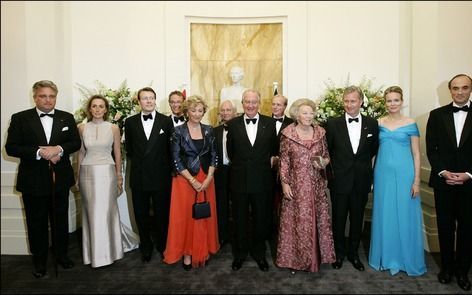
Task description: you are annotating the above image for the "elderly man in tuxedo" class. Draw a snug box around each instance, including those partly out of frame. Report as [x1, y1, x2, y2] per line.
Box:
[214, 100, 237, 246]
[226, 89, 278, 272]
[325, 85, 379, 272]
[5, 80, 81, 278]
[426, 74, 472, 291]
[125, 87, 174, 263]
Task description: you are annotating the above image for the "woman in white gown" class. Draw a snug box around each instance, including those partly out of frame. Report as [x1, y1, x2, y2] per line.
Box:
[77, 95, 138, 268]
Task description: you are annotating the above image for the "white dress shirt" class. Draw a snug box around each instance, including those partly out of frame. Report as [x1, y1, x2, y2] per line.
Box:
[274, 116, 284, 135]
[453, 100, 471, 147]
[345, 113, 362, 154]
[244, 113, 259, 146]
[37, 108, 54, 143]
[222, 128, 230, 165]
[141, 111, 156, 140]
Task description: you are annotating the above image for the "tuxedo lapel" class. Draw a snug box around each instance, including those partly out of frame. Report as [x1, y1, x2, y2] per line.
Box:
[441, 105, 457, 147]
[337, 118, 354, 154]
[28, 110, 48, 145]
[253, 117, 267, 148]
[459, 111, 472, 148]
[237, 117, 253, 147]
[357, 116, 369, 153]
[49, 111, 65, 145]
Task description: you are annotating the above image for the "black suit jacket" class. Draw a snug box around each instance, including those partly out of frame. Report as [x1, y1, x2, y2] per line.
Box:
[5, 108, 81, 194]
[426, 103, 472, 192]
[226, 114, 278, 194]
[214, 124, 227, 169]
[171, 122, 218, 176]
[325, 115, 379, 195]
[124, 112, 173, 191]
[275, 115, 294, 137]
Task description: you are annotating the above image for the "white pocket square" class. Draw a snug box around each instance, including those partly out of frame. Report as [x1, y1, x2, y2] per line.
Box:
[159, 129, 164, 134]
[62, 126, 69, 131]
[367, 133, 373, 138]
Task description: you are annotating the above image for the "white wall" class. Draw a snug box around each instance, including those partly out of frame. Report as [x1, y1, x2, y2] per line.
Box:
[2, 1, 471, 254]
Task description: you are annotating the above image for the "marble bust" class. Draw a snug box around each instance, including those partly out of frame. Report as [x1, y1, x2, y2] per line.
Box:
[220, 66, 248, 113]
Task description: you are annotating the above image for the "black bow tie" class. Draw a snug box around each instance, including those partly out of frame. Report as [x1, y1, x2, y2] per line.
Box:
[143, 113, 153, 121]
[40, 113, 54, 118]
[174, 116, 185, 123]
[246, 118, 257, 125]
[452, 105, 469, 113]
[223, 124, 228, 131]
[274, 118, 283, 123]
[348, 117, 359, 123]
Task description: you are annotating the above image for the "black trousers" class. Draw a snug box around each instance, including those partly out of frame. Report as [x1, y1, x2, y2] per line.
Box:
[214, 165, 231, 243]
[131, 188, 171, 254]
[330, 189, 368, 260]
[231, 191, 272, 260]
[434, 188, 472, 275]
[22, 190, 70, 269]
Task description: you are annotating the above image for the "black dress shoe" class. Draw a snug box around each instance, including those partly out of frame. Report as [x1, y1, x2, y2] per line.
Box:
[231, 258, 244, 271]
[182, 260, 192, 271]
[331, 259, 343, 269]
[456, 275, 471, 291]
[141, 252, 152, 263]
[255, 258, 269, 272]
[348, 258, 365, 271]
[32, 269, 47, 279]
[437, 270, 452, 284]
[58, 257, 74, 269]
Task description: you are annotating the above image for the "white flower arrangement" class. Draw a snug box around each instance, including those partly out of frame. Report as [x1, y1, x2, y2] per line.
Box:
[315, 75, 387, 124]
[74, 80, 140, 136]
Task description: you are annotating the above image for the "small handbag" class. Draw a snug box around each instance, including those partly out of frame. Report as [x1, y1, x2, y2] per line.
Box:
[192, 190, 211, 220]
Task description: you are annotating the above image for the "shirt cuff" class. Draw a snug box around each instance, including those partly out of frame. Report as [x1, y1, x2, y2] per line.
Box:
[438, 170, 446, 177]
[466, 172, 472, 179]
[58, 145, 64, 157]
[36, 148, 42, 160]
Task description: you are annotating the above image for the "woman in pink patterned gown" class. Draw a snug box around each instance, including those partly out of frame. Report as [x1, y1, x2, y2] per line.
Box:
[276, 98, 336, 274]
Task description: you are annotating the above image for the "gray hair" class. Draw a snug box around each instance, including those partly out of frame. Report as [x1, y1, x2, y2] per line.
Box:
[32, 80, 58, 96]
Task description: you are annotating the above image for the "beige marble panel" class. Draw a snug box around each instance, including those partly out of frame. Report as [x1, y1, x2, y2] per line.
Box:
[191, 23, 282, 125]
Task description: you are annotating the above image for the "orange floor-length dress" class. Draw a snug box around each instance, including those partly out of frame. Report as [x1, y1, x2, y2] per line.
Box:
[164, 168, 219, 268]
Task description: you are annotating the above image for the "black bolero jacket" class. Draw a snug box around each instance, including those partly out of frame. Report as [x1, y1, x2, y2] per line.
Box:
[171, 122, 218, 176]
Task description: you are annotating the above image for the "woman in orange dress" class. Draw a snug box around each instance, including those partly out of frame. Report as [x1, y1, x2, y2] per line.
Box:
[163, 95, 219, 270]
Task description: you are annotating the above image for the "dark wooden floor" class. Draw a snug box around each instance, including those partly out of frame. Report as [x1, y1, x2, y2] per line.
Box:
[1, 226, 469, 294]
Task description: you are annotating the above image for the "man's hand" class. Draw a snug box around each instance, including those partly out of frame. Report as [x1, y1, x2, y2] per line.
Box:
[39, 146, 62, 161]
[442, 171, 467, 185]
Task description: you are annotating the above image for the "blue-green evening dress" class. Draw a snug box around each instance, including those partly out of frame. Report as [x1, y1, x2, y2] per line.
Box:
[368, 122, 426, 276]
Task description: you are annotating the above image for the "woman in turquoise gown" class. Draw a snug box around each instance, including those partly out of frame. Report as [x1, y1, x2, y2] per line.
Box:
[369, 86, 426, 276]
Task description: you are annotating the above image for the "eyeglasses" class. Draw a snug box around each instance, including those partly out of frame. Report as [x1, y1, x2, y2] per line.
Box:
[140, 96, 155, 101]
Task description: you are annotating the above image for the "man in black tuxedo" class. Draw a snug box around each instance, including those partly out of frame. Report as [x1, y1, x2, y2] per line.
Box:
[124, 87, 174, 263]
[226, 89, 278, 272]
[5, 80, 81, 278]
[168, 90, 186, 127]
[270, 94, 294, 241]
[426, 74, 472, 291]
[214, 100, 237, 246]
[325, 85, 379, 272]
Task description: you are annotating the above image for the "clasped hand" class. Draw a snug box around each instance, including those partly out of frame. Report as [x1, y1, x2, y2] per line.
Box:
[442, 171, 469, 185]
[191, 177, 211, 192]
[39, 146, 62, 164]
[313, 156, 329, 170]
